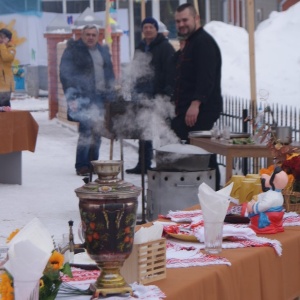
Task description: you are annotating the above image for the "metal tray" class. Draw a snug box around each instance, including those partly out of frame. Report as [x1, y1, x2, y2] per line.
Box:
[189, 131, 250, 138]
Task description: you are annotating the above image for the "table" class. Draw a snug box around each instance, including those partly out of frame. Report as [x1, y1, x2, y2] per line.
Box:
[190, 137, 300, 182]
[57, 219, 300, 300]
[0, 110, 38, 184]
[154, 226, 300, 300]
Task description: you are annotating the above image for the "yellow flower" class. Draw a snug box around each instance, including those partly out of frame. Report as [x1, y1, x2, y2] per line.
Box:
[286, 153, 300, 160]
[48, 251, 64, 270]
[6, 229, 20, 243]
[0, 272, 14, 300]
[39, 279, 45, 289]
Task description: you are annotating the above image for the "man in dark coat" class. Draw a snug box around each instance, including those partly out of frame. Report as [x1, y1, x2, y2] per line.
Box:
[126, 17, 175, 174]
[60, 24, 115, 176]
[171, 4, 223, 190]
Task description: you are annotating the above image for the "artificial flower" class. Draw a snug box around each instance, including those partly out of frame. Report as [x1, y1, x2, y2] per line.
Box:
[6, 229, 19, 243]
[281, 154, 300, 181]
[48, 250, 64, 270]
[39, 250, 72, 300]
[1, 230, 73, 300]
[0, 272, 14, 300]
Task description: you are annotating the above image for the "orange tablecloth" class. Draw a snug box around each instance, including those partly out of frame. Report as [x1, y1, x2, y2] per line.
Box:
[151, 218, 300, 300]
[0, 110, 38, 154]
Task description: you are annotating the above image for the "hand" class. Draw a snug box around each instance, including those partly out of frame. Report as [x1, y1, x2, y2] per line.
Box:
[68, 100, 78, 112]
[247, 199, 257, 213]
[185, 100, 201, 127]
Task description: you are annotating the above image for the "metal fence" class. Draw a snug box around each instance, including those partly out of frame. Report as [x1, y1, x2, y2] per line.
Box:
[215, 95, 300, 175]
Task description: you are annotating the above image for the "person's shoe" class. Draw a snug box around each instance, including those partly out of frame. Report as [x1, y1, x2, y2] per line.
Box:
[76, 167, 91, 176]
[125, 166, 142, 174]
[125, 166, 152, 174]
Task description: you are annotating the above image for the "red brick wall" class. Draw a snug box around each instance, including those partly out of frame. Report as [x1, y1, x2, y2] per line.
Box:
[44, 33, 72, 120]
[281, 0, 300, 10]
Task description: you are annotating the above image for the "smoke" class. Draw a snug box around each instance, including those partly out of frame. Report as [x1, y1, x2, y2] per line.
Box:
[119, 51, 153, 101]
[68, 50, 180, 149]
[111, 95, 180, 148]
[112, 50, 180, 148]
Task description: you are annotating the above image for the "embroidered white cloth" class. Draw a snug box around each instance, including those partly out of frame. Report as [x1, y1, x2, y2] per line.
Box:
[166, 240, 231, 268]
[165, 210, 300, 226]
[283, 212, 300, 226]
[60, 268, 166, 300]
[194, 224, 256, 242]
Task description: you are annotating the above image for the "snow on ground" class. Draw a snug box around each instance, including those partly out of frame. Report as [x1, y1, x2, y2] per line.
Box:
[1, 3, 300, 244]
[0, 97, 142, 244]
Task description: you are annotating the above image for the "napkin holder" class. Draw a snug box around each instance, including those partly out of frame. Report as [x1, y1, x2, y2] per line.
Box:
[120, 238, 166, 284]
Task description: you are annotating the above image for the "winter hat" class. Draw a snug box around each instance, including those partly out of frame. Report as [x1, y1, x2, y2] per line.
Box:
[0, 28, 12, 41]
[141, 17, 159, 31]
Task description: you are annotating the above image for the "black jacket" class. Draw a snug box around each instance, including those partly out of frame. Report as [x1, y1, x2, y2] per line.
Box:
[59, 38, 115, 121]
[172, 27, 223, 119]
[134, 33, 175, 98]
[60, 38, 115, 101]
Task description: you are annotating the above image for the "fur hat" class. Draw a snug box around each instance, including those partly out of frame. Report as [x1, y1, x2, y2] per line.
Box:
[141, 17, 159, 31]
[0, 28, 12, 41]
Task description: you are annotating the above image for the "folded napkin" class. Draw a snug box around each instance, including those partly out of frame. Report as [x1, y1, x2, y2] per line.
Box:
[165, 210, 202, 222]
[4, 218, 54, 300]
[194, 224, 256, 243]
[134, 223, 163, 244]
[198, 183, 232, 223]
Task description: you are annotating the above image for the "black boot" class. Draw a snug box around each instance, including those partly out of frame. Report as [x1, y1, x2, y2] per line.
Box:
[126, 140, 153, 174]
[125, 164, 142, 174]
[139, 140, 153, 170]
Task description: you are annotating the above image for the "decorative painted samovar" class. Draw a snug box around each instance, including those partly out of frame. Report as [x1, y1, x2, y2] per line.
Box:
[74, 160, 141, 297]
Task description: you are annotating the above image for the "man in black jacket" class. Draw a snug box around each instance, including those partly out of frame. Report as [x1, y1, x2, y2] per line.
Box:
[171, 4, 223, 190]
[60, 24, 115, 176]
[126, 17, 175, 174]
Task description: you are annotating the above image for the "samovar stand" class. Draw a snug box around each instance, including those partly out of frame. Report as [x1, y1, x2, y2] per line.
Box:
[90, 283, 133, 298]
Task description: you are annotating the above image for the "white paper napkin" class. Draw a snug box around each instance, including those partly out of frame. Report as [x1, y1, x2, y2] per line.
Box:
[4, 218, 54, 300]
[198, 183, 232, 223]
[134, 223, 163, 244]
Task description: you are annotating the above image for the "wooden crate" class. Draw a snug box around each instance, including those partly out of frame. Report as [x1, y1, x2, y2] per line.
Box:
[121, 238, 166, 284]
[283, 190, 300, 213]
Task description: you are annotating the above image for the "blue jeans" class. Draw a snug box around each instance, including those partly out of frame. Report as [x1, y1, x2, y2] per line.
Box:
[75, 121, 101, 171]
[75, 93, 105, 171]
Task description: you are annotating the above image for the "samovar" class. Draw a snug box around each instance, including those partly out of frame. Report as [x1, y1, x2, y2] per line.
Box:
[74, 160, 141, 297]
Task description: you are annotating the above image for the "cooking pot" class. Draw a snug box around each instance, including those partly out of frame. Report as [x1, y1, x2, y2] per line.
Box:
[276, 126, 292, 144]
[155, 144, 212, 171]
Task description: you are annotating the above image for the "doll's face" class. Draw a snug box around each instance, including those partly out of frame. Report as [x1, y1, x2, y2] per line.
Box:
[0, 33, 9, 44]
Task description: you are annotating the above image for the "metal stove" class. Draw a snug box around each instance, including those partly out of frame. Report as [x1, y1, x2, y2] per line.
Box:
[147, 168, 215, 221]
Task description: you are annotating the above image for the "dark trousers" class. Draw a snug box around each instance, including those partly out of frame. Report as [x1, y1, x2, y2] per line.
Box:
[75, 122, 101, 171]
[171, 114, 221, 190]
[137, 140, 153, 169]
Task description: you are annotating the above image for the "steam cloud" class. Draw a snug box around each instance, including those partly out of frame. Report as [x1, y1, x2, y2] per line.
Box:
[67, 50, 180, 150]
[114, 51, 180, 149]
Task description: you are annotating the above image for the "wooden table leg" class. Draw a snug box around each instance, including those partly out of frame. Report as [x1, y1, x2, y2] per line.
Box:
[226, 155, 233, 182]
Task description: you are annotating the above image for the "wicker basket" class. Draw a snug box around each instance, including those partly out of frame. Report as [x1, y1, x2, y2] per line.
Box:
[120, 238, 166, 284]
[283, 189, 300, 213]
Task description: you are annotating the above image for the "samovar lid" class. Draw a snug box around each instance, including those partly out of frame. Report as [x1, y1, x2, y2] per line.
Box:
[74, 160, 142, 199]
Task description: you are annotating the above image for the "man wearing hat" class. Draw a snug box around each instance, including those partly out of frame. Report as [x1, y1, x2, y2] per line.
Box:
[126, 17, 175, 174]
[0, 28, 16, 107]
